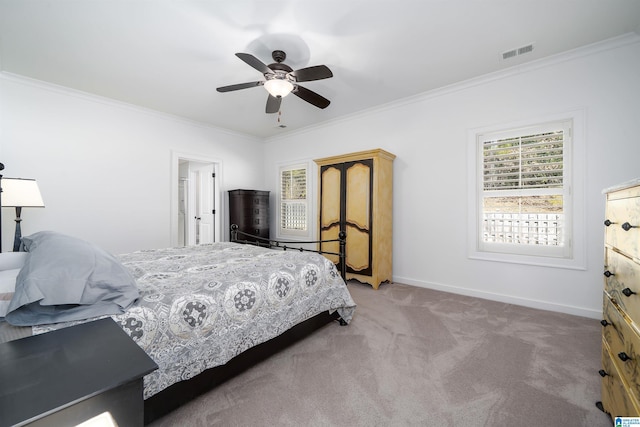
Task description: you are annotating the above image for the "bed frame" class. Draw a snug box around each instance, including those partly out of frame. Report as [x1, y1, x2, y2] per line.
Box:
[229, 224, 347, 280]
[143, 225, 348, 424]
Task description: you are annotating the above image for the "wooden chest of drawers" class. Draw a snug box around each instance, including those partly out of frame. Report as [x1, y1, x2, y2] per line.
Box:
[228, 189, 270, 242]
[599, 180, 640, 417]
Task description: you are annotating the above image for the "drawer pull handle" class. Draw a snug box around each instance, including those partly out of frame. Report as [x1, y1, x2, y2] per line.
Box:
[600, 319, 611, 327]
[604, 270, 615, 278]
[604, 219, 615, 227]
[622, 288, 637, 297]
[622, 222, 636, 231]
[598, 369, 610, 377]
[618, 352, 632, 362]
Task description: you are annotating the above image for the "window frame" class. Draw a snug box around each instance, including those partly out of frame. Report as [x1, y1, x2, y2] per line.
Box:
[467, 110, 586, 270]
[277, 162, 311, 239]
[479, 120, 572, 258]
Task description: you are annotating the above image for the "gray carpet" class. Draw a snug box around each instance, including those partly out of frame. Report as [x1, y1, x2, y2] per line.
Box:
[148, 281, 611, 426]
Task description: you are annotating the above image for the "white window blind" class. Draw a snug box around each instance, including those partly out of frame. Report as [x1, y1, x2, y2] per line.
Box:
[279, 165, 308, 235]
[478, 120, 572, 258]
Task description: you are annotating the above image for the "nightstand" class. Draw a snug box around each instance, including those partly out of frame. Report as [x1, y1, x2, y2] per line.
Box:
[0, 317, 157, 426]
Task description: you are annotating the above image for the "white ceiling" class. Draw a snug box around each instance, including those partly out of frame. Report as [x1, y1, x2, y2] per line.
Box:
[1, 0, 639, 139]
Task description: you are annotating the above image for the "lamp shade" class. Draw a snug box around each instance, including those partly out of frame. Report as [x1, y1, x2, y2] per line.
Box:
[264, 78, 294, 98]
[1, 178, 45, 207]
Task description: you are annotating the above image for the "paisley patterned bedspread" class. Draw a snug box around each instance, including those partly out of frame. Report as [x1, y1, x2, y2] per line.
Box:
[34, 242, 356, 399]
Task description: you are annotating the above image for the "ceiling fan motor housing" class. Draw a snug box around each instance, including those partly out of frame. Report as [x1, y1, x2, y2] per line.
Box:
[267, 62, 293, 74]
[265, 71, 295, 83]
[267, 50, 293, 74]
[266, 49, 294, 90]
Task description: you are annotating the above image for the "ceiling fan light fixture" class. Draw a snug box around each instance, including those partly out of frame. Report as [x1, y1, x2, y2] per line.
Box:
[264, 78, 294, 98]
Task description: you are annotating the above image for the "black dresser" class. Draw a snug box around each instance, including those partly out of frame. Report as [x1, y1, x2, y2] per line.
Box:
[228, 189, 270, 242]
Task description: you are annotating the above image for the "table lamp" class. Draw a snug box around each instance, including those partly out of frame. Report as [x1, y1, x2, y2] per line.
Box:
[1, 178, 45, 252]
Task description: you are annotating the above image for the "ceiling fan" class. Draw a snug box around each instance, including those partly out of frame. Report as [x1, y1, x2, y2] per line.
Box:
[216, 50, 333, 114]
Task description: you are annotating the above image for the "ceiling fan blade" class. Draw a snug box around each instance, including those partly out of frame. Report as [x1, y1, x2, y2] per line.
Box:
[236, 53, 274, 75]
[293, 85, 330, 109]
[266, 95, 282, 114]
[216, 81, 264, 92]
[291, 65, 333, 82]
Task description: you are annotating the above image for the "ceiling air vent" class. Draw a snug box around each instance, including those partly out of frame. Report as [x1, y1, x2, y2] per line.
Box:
[502, 43, 534, 60]
[518, 44, 534, 55]
[502, 49, 518, 60]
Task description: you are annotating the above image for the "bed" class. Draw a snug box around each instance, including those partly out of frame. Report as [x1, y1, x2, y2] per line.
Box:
[0, 228, 356, 424]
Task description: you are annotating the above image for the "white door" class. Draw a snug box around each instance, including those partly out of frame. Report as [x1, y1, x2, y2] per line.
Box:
[172, 154, 220, 247]
[178, 178, 188, 246]
[192, 163, 215, 244]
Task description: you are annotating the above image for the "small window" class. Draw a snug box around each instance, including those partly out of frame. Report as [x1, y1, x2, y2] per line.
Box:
[279, 163, 309, 237]
[476, 120, 572, 259]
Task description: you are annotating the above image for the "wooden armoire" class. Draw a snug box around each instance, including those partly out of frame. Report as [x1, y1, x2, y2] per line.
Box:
[314, 149, 395, 289]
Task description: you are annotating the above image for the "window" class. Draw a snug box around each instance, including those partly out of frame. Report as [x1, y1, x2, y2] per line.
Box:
[475, 119, 573, 259]
[279, 163, 309, 237]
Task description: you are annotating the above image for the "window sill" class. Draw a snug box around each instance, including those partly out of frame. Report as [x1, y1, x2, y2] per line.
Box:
[468, 250, 586, 270]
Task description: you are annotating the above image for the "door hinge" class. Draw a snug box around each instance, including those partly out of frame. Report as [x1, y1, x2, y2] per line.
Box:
[212, 173, 215, 178]
[212, 209, 216, 214]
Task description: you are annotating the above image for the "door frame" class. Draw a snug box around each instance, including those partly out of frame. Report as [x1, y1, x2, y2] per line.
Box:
[170, 151, 223, 247]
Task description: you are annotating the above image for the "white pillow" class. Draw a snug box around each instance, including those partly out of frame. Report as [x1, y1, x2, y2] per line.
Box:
[0, 252, 28, 271]
[0, 268, 21, 318]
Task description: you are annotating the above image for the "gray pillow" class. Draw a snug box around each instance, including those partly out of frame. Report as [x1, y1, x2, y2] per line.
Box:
[5, 231, 139, 326]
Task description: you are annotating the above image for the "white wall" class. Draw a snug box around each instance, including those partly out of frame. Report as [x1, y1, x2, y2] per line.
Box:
[0, 74, 265, 254]
[262, 35, 640, 318]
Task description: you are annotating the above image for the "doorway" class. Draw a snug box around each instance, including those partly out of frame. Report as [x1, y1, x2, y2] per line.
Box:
[171, 153, 221, 247]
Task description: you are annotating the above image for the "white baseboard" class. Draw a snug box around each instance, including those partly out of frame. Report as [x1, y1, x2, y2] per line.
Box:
[392, 275, 601, 320]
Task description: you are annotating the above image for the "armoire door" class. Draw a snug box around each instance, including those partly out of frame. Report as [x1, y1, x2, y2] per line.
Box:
[319, 159, 373, 277]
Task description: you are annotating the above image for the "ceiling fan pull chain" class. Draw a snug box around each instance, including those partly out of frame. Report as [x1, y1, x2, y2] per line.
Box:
[276, 110, 287, 128]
